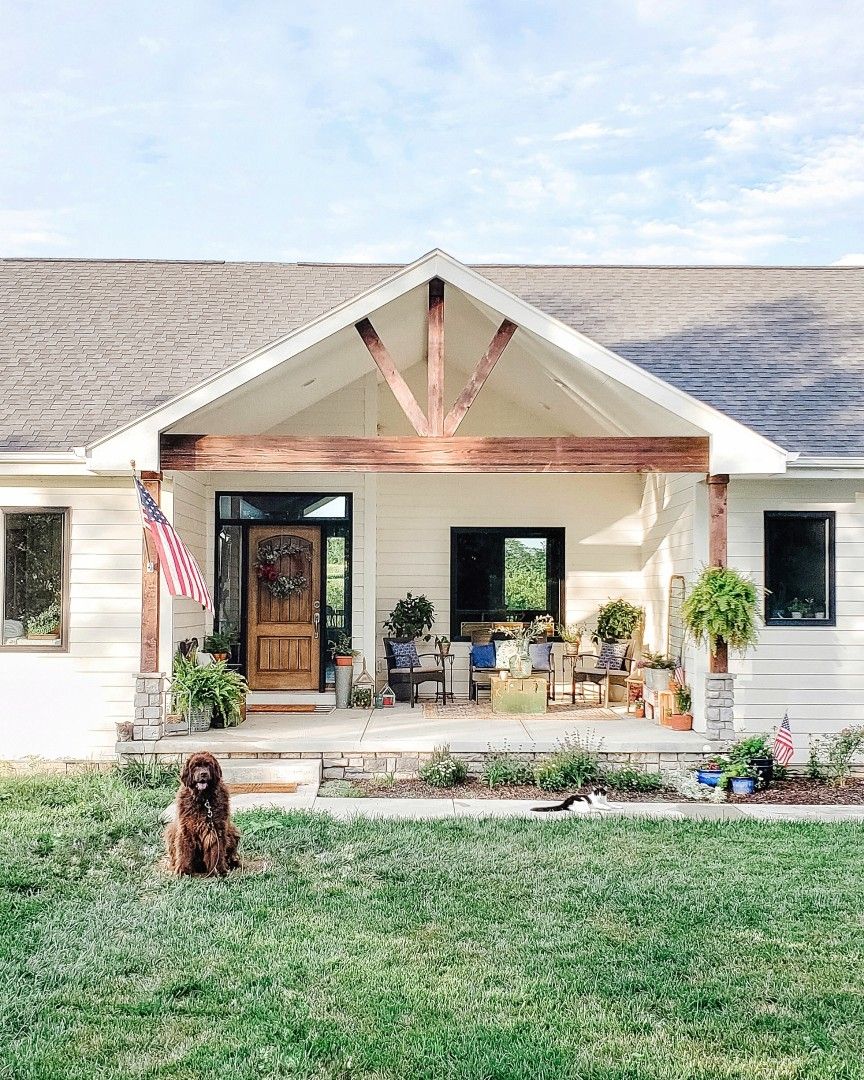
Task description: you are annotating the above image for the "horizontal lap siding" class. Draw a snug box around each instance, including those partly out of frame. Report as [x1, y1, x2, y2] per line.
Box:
[376, 473, 645, 697]
[730, 478, 864, 758]
[0, 479, 141, 759]
[169, 474, 211, 649]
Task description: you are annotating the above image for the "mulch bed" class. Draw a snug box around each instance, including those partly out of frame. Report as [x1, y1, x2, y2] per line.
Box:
[347, 776, 864, 804]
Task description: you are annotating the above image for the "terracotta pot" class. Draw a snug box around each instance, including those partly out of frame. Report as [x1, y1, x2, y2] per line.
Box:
[634, 705, 645, 718]
[662, 712, 693, 731]
[334, 655, 354, 666]
[211, 651, 230, 663]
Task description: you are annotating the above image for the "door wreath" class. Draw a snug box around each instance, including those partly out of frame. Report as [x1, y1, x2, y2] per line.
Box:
[255, 540, 309, 599]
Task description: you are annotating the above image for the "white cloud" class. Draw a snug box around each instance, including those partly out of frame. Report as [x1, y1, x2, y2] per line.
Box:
[0, 210, 68, 253]
[551, 122, 632, 141]
[833, 253, 864, 266]
[705, 113, 797, 153]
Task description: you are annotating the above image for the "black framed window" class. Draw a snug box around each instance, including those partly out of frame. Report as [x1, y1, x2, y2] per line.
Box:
[450, 527, 564, 639]
[1, 509, 69, 650]
[764, 511, 835, 626]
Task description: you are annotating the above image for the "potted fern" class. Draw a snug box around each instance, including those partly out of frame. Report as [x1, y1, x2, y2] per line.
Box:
[682, 566, 759, 670]
[594, 599, 643, 643]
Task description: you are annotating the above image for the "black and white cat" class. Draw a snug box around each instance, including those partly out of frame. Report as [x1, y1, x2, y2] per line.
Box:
[532, 786, 611, 812]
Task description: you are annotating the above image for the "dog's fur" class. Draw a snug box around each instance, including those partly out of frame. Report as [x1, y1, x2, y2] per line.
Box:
[164, 752, 240, 875]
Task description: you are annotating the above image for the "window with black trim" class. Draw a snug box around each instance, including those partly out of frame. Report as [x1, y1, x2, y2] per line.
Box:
[1, 509, 68, 649]
[764, 511, 835, 626]
[450, 527, 564, 639]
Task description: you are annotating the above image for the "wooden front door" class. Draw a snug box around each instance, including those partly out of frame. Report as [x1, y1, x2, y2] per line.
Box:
[247, 526, 321, 690]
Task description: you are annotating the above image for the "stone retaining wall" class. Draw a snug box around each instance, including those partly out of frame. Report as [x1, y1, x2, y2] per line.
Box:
[118, 746, 707, 778]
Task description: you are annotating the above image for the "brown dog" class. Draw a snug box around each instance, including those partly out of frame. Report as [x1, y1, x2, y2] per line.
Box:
[165, 752, 240, 876]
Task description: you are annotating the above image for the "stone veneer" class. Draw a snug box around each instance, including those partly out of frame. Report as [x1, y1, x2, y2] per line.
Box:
[118, 746, 707, 778]
[130, 672, 167, 742]
[704, 673, 735, 748]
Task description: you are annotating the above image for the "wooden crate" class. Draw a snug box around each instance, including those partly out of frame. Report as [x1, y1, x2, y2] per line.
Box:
[491, 675, 548, 714]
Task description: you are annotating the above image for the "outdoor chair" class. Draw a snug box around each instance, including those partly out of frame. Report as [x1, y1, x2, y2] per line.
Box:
[469, 636, 556, 702]
[383, 638, 446, 708]
[570, 640, 637, 706]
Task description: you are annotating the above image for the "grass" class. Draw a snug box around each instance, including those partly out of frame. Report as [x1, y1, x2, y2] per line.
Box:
[2, 773, 864, 1079]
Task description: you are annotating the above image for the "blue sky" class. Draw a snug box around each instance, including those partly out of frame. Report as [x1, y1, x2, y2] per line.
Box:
[2, 0, 863, 264]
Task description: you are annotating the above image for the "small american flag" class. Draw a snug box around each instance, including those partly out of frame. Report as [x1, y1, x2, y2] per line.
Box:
[773, 714, 795, 766]
[135, 477, 213, 612]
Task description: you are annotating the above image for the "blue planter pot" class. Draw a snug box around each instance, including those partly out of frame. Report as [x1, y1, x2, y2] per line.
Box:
[731, 777, 756, 796]
[697, 769, 723, 787]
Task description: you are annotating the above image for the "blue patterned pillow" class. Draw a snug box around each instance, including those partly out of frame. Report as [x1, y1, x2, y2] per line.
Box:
[390, 640, 420, 667]
[470, 643, 496, 669]
[529, 642, 554, 671]
[598, 641, 628, 670]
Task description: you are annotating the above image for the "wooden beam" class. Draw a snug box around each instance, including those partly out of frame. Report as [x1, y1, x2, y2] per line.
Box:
[140, 471, 161, 672]
[355, 318, 429, 436]
[161, 434, 710, 473]
[444, 319, 517, 436]
[708, 473, 729, 673]
[427, 278, 445, 436]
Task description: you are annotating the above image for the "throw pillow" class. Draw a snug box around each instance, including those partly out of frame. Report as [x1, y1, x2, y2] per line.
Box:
[390, 640, 420, 668]
[528, 642, 554, 671]
[495, 640, 520, 668]
[470, 643, 496, 669]
[598, 641, 628, 670]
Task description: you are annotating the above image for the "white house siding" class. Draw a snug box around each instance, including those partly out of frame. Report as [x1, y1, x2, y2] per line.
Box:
[0, 476, 142, 760]
[729, 478, 864, 758]
[375, 472, 646, 696]
[167, 472, 212, 653]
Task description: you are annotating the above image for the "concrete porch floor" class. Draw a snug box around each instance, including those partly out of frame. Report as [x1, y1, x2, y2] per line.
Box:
[140, 701, 710, 756]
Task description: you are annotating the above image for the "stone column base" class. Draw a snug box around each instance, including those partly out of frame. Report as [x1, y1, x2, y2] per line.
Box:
[704, 672, 735, 748]
[132, 672, 167, 740]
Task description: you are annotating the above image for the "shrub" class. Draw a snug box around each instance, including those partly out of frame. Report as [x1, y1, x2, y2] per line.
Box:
[670, 771, 726, 802]
[419, 745, 467, 788]
[682, 565, 760, 657]
[602, 768, 665, 793]
[809, 726, 864, 787]
[728, 734, 773, 761]
[482, 753, 535, 789]
[534, 734, 601, 790]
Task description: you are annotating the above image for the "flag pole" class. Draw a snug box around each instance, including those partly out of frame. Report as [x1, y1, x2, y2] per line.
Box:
[131, 459, 157, 573]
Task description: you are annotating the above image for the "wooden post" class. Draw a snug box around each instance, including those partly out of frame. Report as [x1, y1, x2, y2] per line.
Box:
[708, 473, 729, 673]
[140, 471, 161, 672]
[427, 278, 445, 436]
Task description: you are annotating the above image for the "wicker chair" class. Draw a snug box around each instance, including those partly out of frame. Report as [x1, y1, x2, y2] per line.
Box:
[383, 639, 445, 708]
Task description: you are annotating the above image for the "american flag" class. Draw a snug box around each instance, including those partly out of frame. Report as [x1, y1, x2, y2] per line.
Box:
[134, 477, 213, 612]
[773, 714, 795, 766]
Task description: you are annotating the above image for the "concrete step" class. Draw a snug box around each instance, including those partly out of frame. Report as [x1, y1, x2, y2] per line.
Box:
[162, 757, 320, 823]
[246, 691, 336, 706]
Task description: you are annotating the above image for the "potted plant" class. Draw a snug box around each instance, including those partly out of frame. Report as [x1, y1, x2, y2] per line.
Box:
[383, 592, 436, 643]
[696, 756, 728, 786]
[330, 631, 357, 667]
[720, 761, 758, 795]
[203, 630, 233, 663]
[787, 597, 813, 620]
[664, 679, 693, 731]
[727, 733, 774, 788]
[531, 614, 555, 641]
[639, 649, 676, 696]
[171, 654, 247, 731]
[594, 598, 643, 644]
[435, 635, 451, 657]
[25, 599, 61, 639]
[633, 696, 645, 719]
[682, 566, 759, 667]
[559, 622, 587, 658]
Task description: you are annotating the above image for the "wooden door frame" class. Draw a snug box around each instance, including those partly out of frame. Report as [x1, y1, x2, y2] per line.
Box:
[212, 491, 353, 692]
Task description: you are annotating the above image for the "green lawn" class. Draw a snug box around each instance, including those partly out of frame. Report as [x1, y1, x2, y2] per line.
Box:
[2, 772, 864, 1080]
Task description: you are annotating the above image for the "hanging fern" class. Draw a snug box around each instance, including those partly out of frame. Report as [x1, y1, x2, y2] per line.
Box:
[682, 566, 760, 656]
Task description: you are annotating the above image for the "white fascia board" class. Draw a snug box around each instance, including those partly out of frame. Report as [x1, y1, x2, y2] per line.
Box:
[85, 247, 789, 476]
[785, 455, 864, 478]
[0, 451, 97, 477]
[86, 252, 444, 471]
[433, 253, 789, 476]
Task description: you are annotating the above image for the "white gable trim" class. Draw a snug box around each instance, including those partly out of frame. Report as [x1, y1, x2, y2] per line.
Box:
[86, 249, 788, 475]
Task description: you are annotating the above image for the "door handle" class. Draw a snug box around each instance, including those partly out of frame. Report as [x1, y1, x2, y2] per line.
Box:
[313, 612, 320, 639]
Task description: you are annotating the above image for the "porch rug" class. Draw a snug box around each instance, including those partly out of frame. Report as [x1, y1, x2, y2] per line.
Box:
[421, 701, 617, 721]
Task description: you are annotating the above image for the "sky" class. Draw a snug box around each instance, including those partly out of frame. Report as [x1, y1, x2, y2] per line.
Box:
[1, 0, 863, 265]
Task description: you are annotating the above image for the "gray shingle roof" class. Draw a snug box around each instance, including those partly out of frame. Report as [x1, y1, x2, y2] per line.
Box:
[1, 258, 862, 455]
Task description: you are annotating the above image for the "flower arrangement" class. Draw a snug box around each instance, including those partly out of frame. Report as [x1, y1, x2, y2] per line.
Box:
[255, 541, 308, 599]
